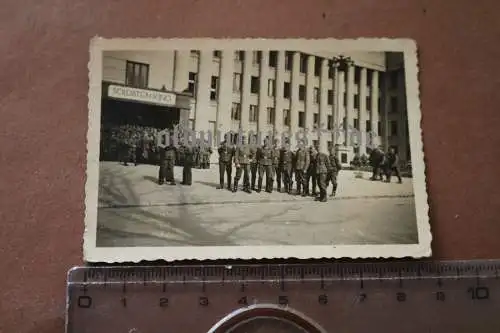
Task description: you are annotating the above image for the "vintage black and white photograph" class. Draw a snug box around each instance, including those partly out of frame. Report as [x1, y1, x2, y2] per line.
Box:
[84, 38, 430, 262]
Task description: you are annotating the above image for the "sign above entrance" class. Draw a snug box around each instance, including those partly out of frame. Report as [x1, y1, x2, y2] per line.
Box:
[107, 85, 177, 107]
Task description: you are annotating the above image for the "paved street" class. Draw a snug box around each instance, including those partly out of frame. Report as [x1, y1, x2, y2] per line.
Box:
[96, 162, 418, 247]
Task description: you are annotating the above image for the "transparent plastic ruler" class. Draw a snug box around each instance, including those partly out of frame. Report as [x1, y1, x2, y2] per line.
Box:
[66, 260, 500, 333]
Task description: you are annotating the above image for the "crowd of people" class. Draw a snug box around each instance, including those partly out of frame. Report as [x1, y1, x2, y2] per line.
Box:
[367, 146, 404, 184]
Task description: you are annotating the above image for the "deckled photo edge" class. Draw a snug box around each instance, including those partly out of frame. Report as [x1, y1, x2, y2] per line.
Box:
[83, 37, 430, 263]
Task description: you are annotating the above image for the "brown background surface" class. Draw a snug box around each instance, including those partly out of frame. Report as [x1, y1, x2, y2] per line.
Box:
[1, 0, 500, 332]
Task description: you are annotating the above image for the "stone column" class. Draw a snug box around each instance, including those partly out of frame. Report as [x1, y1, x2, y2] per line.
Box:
[173, 51, 190, 92]
[336, 70, 346, 145]
[257, 51, 269, 137]
[359, 68, 368, 155]
[240, 51, 253, 136]
[382, 72, 390, 150]
[370, 70, 379, 148]
[274, 51, 285, 138]
[194, 51, 212, 133]
[216, 50, 235, 145]
[290, 52, 301, 149]
[305, 55, 315, 144]
[318, 58, 329, 152]
[344, 65, 355, 146]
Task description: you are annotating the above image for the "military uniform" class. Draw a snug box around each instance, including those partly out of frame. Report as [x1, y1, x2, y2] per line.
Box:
[315, 152, 332, 202]
[304, 147, 318, 196]
[279, 147, 294, 193]
[384, 151, 402, 183]
[233, 145, 252, 193]
[158, 145, 177, 185]
[257, 145, 274, 193]
[182, 145, 195, 185]
[217, 142, 233, 190]
[327, 150, 342, 196]
[249, 146, 259, 190]
[369, 148, 385, 181]
[272, 145, 281, 191]
[294, 147, 310, 195]
[125, 133, 138, 166]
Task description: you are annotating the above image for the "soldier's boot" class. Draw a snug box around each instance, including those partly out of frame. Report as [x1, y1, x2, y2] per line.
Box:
[330, 184, 337, 197]
[227, 178, 232, 191]
[257, 179, 263, 193]
[232, 181, 238, 193]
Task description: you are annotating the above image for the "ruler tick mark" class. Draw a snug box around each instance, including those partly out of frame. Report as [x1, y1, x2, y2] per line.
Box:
[162, 283, 166, 293]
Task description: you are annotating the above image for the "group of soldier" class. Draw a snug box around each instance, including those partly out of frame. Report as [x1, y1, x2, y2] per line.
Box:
[217, 137, 342, 203]
[368, 146, 403, 184]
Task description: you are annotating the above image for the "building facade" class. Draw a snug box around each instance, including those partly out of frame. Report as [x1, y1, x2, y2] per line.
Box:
[102, 50, 409, 165]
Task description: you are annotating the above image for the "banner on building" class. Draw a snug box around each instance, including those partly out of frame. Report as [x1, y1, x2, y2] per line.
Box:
[107, 85, 177, 107]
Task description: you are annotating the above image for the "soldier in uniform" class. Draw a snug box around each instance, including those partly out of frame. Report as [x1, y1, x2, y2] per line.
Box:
[158, 139, 177, 185]
[384, 147, 402, 183]
[203, 141, 213, 169]
[182, 141, 195, 185]
[369, 146, 385, 181]
[249, 137, 259, 191]
[294, 142, 310, 195]
[315, 143, 332, 202]
[327, 145, 342, 197]
[304, 145, 318, 197]
[233, 136, 252, 193]
[279, 143, 294, 194]
[125, 131, 138, 166]
[272, 139, 281, 192]
[257, 139, 274, 193]
[217, 139, 233, 190]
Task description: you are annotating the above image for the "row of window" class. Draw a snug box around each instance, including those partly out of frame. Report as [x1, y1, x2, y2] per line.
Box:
[192, 50, 400, 89]
[228, 102, 400, 136]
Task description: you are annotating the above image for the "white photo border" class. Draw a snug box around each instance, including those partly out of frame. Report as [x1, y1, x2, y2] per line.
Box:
[84, 37, 431, 262]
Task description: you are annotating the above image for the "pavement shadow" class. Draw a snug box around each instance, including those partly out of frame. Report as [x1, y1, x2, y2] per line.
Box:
[97, 166, 237, 247]
[143, 175, 159, 184]
[197, 180, 221, 189]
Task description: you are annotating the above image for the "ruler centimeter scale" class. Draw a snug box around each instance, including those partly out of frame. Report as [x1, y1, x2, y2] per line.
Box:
[67, 260, 500, 333]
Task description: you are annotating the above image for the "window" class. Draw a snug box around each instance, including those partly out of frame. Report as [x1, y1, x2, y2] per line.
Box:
[231, 103, 241, 121]
[378, 96, 382, 113]
[353, 118, 359, 130]
[328, 141, 333, 149]
[233, 73, 242, 92]
[125, 61, 149, 88]
[267, 79, 275, 96]
[299, 85, 306, 101]
[213, 50, 221, 58]
[313, 113, 319, 127]
[342, 117, 347, 130]
[267, 107, 275, 124]
[390, 121, 398, 136]
[283, 109, 290, 126]
[283, 82, 291, 99]
[313, 87, 320, 104]
[377, 121, 382, 136]
[366, 96, 371, 111]
[285, 51, 293, 71]
[188, 119, 195, 130]
[252, 51, 261, 64]
[343, 92, 347, 107]
[187, 72, 197, 95]
[235, 51, 244, 61]
[354, 67, 360, 84]
[327, 115, 333, 130]
[210, 76, 219, 101]
[314, 57, 322, 76]
[390, 96, 398, 113]
[354, 94, 360, 109]
[366, 120, 371, 132]
[367, 70, 373, 86]
[298, 111, 305, 128]
[328, 90, 333, 105]
[249, 105, 258, 122]
[390, 71, 398, 89]
[341, 153, 348, 164]
[328, 65, 334, 79]
[300, 54, 307, 73]
[250, 76, 259, 94]
[190, 50, 199, 56]
[269, 51, 278, 67]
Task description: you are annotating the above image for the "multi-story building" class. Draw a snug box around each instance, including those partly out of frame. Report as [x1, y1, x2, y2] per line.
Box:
[101, 50, 409, 166]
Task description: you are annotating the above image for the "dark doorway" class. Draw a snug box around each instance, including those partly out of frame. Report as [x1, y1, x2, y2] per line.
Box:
[100, 99, 180, 163]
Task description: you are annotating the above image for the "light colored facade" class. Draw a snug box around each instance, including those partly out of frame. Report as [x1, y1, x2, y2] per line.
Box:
[102, 50, 409, 165]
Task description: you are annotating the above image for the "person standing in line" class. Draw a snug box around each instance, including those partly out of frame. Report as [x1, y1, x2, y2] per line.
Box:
[257, 138, 274, 193]
[384, 147, 403, 184]
[327, 144, 342, 197]
[294, 142, 310, 196]
[217, 139, 233, 190]
[272, 139, 281, 192]
[304, 145, 318, 197]
[233, 136, 252, 193]
[182, 140, 195, 186]
[279, 143, 294, 194]
[315, 143, 332, 202]
[249, 137, 259, 191]
[158, 139, 177, 186]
